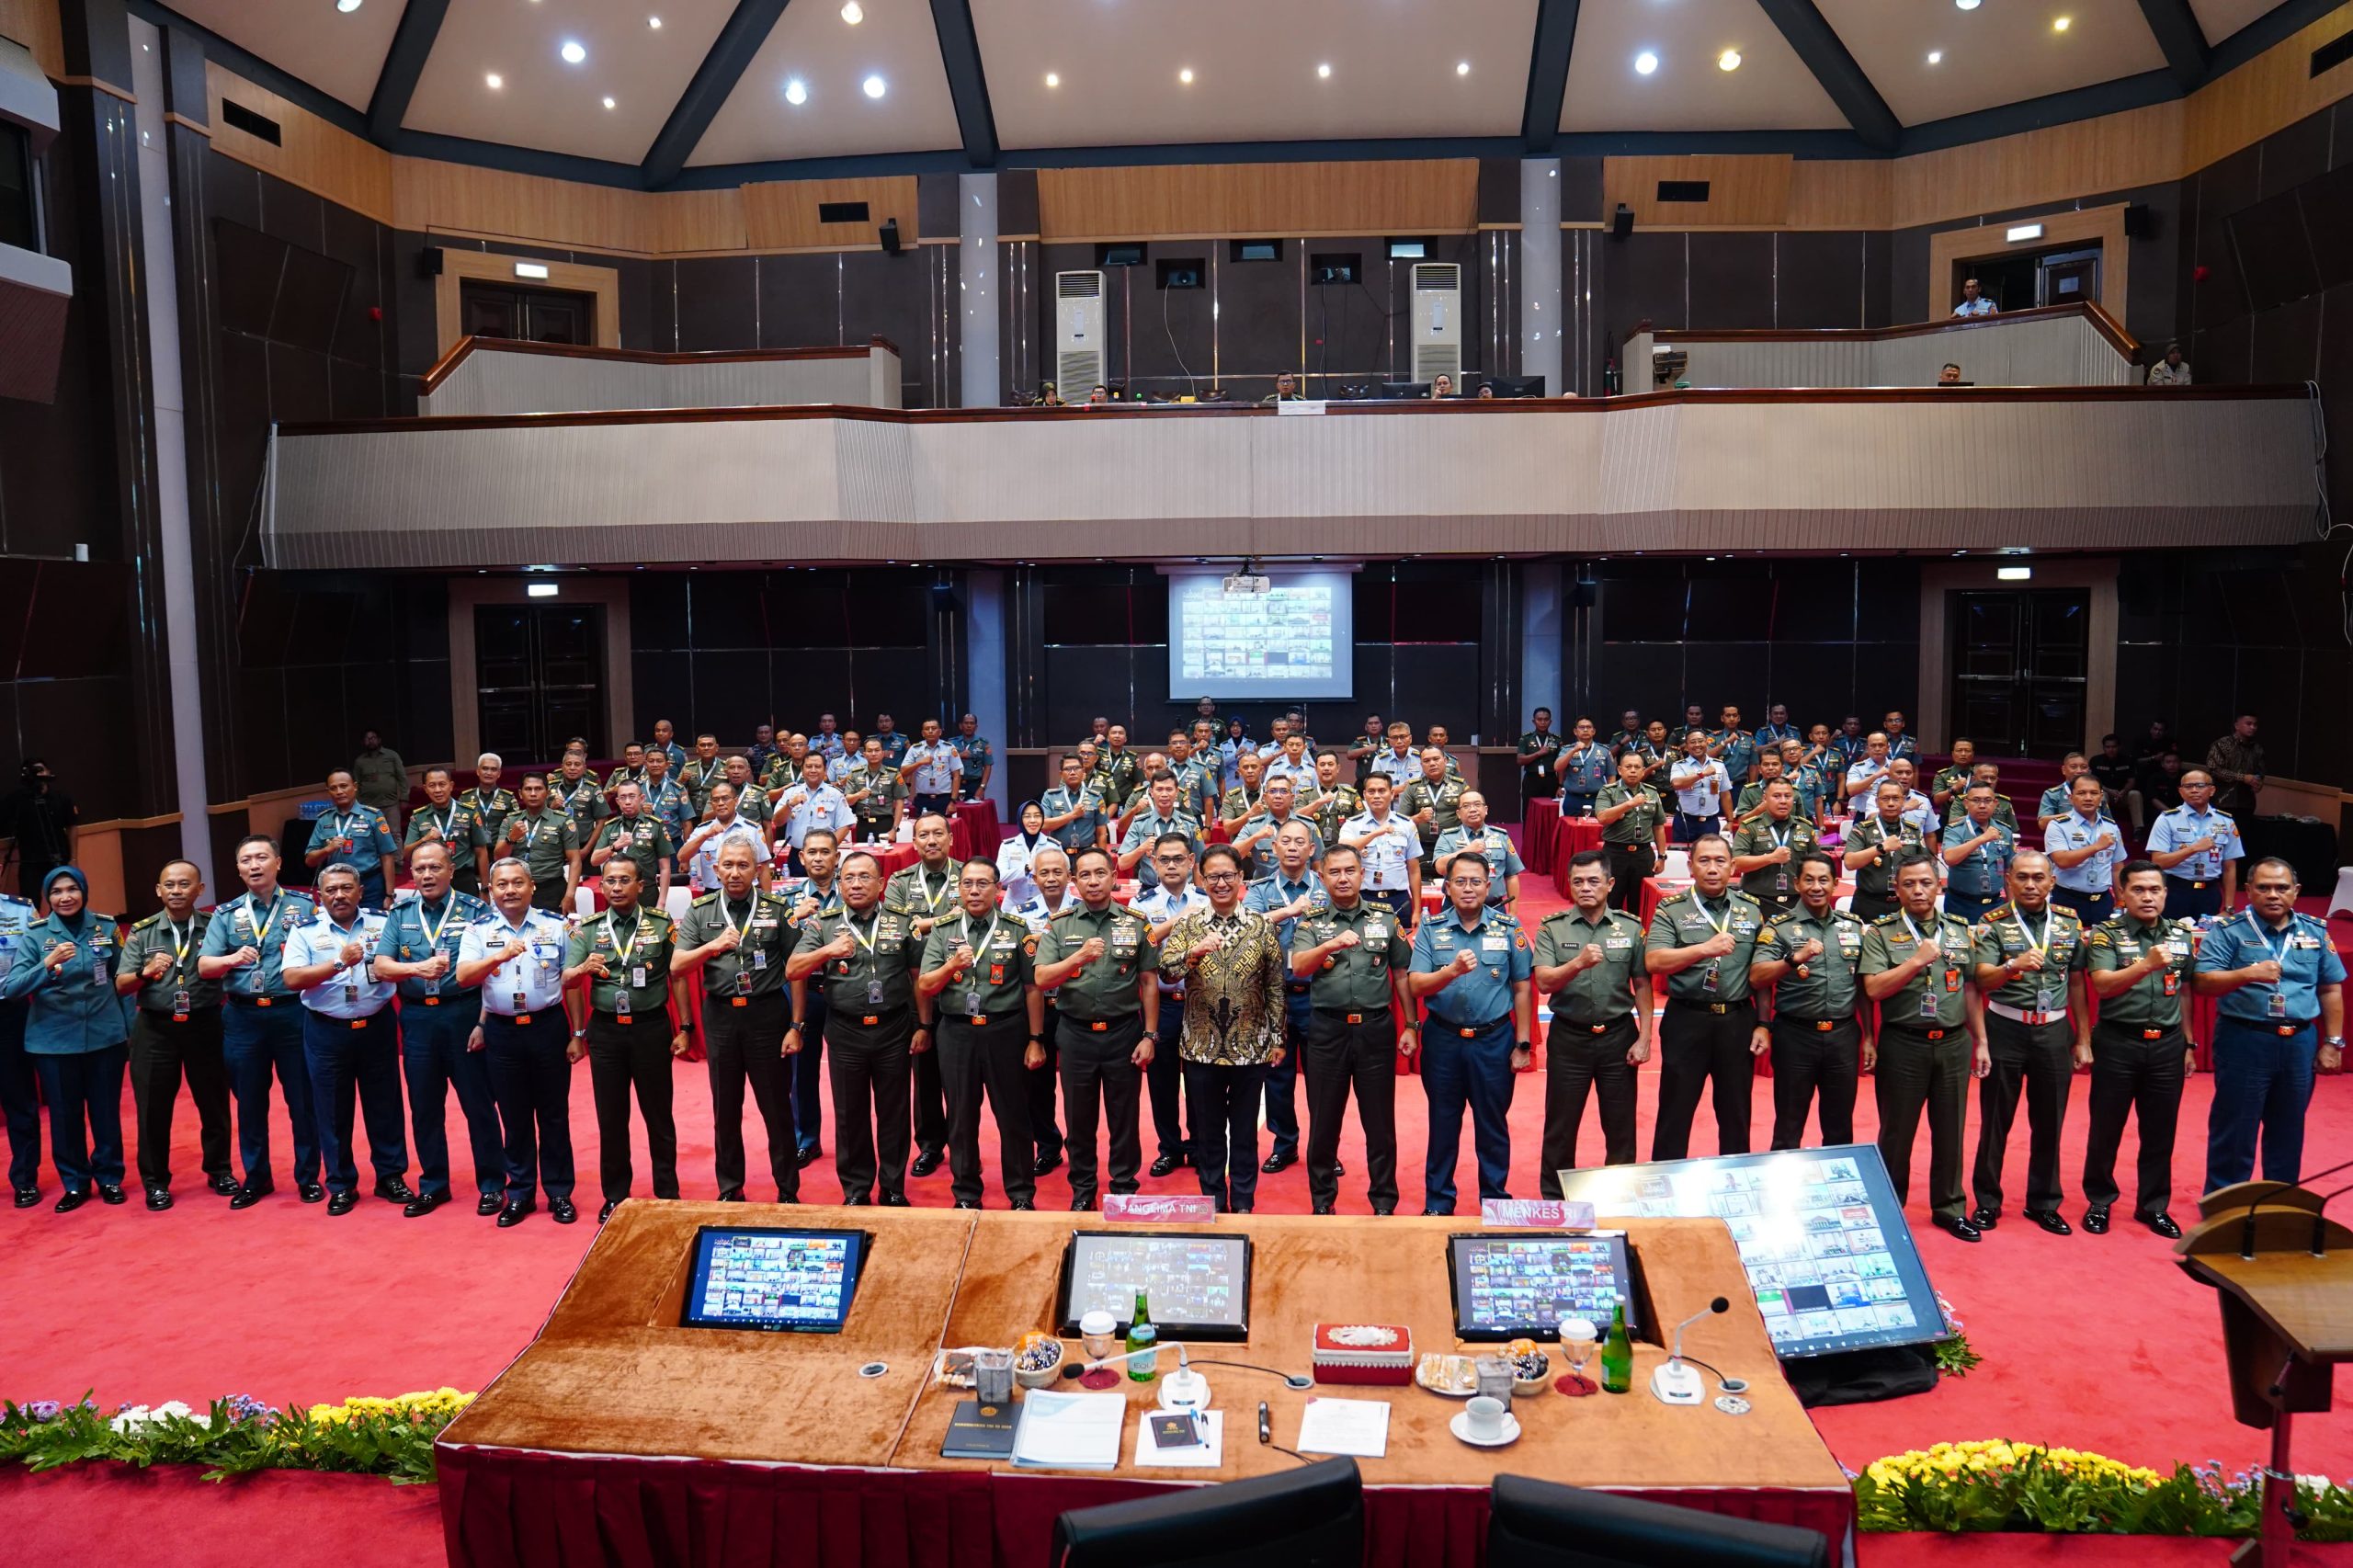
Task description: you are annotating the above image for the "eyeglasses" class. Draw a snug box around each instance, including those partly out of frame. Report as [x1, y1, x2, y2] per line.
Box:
[1202, 871, 1243, 884]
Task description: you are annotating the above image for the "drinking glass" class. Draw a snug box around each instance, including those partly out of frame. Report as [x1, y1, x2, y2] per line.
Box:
[1556, 1317, 1598, 1397]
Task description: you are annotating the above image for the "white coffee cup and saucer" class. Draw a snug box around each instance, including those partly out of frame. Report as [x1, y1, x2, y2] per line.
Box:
[1449, 1394, 1520, 1448]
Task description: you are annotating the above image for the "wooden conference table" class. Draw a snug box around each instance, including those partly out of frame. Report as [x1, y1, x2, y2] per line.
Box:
[438, 1203, 1852, 1568]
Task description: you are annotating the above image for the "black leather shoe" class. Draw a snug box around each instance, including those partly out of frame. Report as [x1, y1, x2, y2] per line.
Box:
[796, 1144, 822, 1169]
[597, 1200, 618, 1224]
[1371, 1205, 1395, 1217]
[880, 1191, 910, 1208]
[1935, 1215, 1984, 1243]
[326, 1190, 359, 1216]
[1260, 1152, 1296, 1175]
[144, 1187, 174, 1212]
[1421, 1205, 1455, 1217]
[2140, 1210, 2182, 1239]
[97, 1184, 127, 1206]
[1148, 1153, 1184, 1178]
[716, 1189, 746, 1203]
[774, 1193, 799, 1205]
[2024, 1208, 2072, 1236]
[298, 1183, 325, 1204]
[1968, 1205, 2000, 1230]
[1312, 1201, 1336, 1216]
[910, 1150, 944, 1178]
[403, 1191, 449, 1218]
[954, 1199, 982, 1210]
[53, 1188, 88, 1214]
[1009, 1199, 1036, 1210]
[1032, 1150, 1063, 1176]
[228, 1182, 275, 1210]
[476, 1192, 505, 1217]
[1069, 1193, 1095, 1211]
[373, 1177, 415, 1205]
[496, 1199, 534, 1228]
[13, 1187, 40, 1209]
[208, 1174, 240, 1197]
[1333, 1161, 1346, 1178]
[2082, 1205, 2111, 1234]
[551, 1199, 577, 1223]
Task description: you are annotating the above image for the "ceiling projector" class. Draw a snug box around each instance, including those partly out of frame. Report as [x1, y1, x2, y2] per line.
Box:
[1220, 570, 1271, 596]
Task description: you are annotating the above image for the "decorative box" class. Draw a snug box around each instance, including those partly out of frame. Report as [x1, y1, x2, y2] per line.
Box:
[1313, 1323, 1415, 1386]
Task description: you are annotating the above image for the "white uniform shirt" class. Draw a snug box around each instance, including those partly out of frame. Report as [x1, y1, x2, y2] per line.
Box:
[459, 908, 572, 1015]
[1343, 809, 1420, 892]
[284, 908, 395, 1018]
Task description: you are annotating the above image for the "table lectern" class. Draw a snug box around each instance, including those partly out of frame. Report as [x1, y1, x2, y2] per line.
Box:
[2176, 1180, 2353, 1566]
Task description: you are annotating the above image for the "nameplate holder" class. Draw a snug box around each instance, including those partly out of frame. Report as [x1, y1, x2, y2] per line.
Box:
[1102, 1194, 1218, 1223]
[1482, 1198, 1596, 1231]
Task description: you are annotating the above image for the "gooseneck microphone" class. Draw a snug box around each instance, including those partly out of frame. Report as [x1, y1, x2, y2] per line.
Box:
[1650, 1297, 1730, 1405]
[2234, 1157, 2353, 1260]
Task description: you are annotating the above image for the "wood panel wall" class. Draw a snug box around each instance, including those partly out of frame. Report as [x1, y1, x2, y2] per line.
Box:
[1602, 154, 1797, 228]
[1890, 101, 2183, 230]
[742, 176, 919, 251]
[0, 0, 63, 80]
[1035, 159, 1478, 241]
[207, 61, 397, 223]
[2182, 1, 2353, 173]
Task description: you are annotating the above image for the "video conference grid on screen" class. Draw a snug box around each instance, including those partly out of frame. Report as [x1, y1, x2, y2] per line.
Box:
[1059, 1232, 1252, 1337]
[1449, 1233, 1636, 1340]
[680, 1228, 870, 1334]
[1165, 570, 1354, 700]
[1555, 1147, 1947, 1360]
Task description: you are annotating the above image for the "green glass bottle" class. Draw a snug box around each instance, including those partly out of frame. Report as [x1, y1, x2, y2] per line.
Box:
[1600, 1301, 1632, 1395]
[1126, 1290, 1157, 1381]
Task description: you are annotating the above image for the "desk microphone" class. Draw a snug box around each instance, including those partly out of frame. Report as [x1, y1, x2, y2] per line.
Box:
[2310, 1183, 2353, 1257]
[2234, 1157, 2353, 1260]
[1650, 1297, 1729, 1406]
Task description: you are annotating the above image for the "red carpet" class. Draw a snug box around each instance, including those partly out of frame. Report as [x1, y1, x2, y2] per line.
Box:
[2, 873, 2347, 1565]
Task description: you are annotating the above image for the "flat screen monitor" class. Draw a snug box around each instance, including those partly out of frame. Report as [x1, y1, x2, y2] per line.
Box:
[1379, 381, 1430, 399]
[1165, 568, 1354, 701]
[678, 1226, 873, 1334]
[1482, 374, 1545, 397]
[1553, 1144, 1945, 1360]
[1446, 1232, 1637, 1341]
[1057, 1230, 1254, 1341]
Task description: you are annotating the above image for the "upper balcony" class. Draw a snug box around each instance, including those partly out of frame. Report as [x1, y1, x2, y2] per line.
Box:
[417, 335, 904, 416]
[1623, 303, 2141, 392]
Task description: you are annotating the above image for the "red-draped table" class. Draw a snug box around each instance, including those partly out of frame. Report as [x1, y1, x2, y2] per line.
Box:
[950, 800, 1001, 860]
[1547, 813, 1604, 884]
[1521, 797, 1560, 878]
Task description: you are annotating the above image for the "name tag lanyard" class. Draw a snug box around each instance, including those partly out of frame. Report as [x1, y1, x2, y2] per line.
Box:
[162, 916, 194, 1016]
[1768, 821, 1794, 893]
[1698, 896, 1731, 990]
[329, 916, 371, 1005]
[2258, 922, 2295, 1018]
[612, 912, 652, 1001]
[240, 895, 282, 993]
[959, 913, 999, 1014]
[1901, 911, 1949, 1017]
[331, 810, 360, 846]
[847, 911, 886, 1004]
[912, 869, 953, 915]
[2018, 909, 2062, 1012]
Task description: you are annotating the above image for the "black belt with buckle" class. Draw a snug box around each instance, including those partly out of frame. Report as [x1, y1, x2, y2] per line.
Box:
[1560, 1017, 1630, 1035]
[1780, 1015, 1846, 1031]
[1313, 1006, 1392, 1024]
[1669, 996, 1748, 1015]
[1888, 1022, 1949, 1040]
[1438, 1015, 1509, 1038]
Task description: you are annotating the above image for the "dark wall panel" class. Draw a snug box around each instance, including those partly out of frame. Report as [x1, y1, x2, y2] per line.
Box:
[1777, 232, 1870, 330]
[1687, 231, 1775, 330]
[673, 256, 760, 351]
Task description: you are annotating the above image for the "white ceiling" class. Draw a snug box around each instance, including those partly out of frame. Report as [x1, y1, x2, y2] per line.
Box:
[187, 0, 2305, 170]
[405, 0, 737, 165]
[1563, 0, 1846, 133]
[1815, 0, 2170, 126]
[689, 0, 961, 165]
[972, 0, 1538, 149]
[175, 0, 409, 110]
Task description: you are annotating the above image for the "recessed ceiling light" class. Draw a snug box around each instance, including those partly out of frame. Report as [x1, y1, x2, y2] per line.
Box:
[1178, 67, 1195, 85]
[1634, 51, 1659, 75]
[336, 0, 362, 13]
[2052, 14, 2070, 29]
[485, 72, 503, 89]
[1717, 48, 1742, 71]
[647, 15, 662, 28]
[784, 77, 808, 105]
[1927, 49, 1943, 62]
[862, 74, 886, 98]
[1456, 61, 1471, 75]
[1316, 62, 1332, 79]
[1044, 71, 1060, 87]
[602, 96, 617, 109]
[560, 40, 586, 64]
[840, 0, 862, 21]
[1955, 0, 1979, 9]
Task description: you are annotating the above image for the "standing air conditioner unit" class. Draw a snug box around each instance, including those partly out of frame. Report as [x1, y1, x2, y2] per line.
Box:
[1055, 270, 1106, 396]
[1409, 262, 1462, 384]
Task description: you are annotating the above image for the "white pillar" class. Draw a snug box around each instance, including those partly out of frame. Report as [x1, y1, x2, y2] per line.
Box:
[959, 172, 999, 409]
[1520, 564, 1563, 741]
[130, 17, 213, 883]
[1519, 158, 1563, 398]
[963, 569, 1007, 810]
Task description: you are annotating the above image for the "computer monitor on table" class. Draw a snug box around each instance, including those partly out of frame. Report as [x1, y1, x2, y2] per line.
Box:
[1378, 381, 1430, 399]
[1483, 374, 1546, 397]
[1052, 1456, 1363, 1568]
[1485, 1475, 1831, 1568]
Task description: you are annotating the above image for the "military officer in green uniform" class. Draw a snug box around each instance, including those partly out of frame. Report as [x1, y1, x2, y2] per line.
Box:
[680, 734, 726, 818]
[844, 735, 909, 845]
[1288, 842, 1409, 1215]
[720, 754, 772, 826]
[604, 744, 649, 799]
[464, 754, 517, 861]
[492, 773, 582, 913]
[587, 781, 675, 907]
[951, 713, 995, 802]
[562, 857, 685, 1223]
[404, 767, 484, 893]
[1968, 851, 2090, 1236]
[917, 858, 1043, 1210]
[787, 849, 931, 1206]
[1730, 780, 1820, 912]
[1862, 851, 1992, 1242]
[1093, 724, 1142, 810]
[1595, 751, 1666, 914]
[116, 859, 235, 1207]
[1532, 849, 1652, 1184]
[1402, 747, 1466, 876]
[1843, 778, 1926, 923]
[886, 812, 961, 1176]
[551, 750, 609, 838]
[1301, 753, 1361, 846]
[1516, 709, 1563, 820]
[2080, 860, 2198, 1237]
[1749, 850, 1869, 1150]
[1032, 846, 1159, 1210]
[673, 837, 800, 1205]
[1644, 835, 1767, 1161]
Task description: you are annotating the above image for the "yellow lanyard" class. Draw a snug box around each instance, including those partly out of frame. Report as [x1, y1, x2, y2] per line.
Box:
[912, 869, 952, 914]
[160, 918, 192, 976]
[419, 897, 459, 951]
[244, 895, 281, 946]
[610, 912, 647, 968]
[2018, 909, 2051, 962]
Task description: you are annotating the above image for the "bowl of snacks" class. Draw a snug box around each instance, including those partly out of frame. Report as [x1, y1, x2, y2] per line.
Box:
[1506, 1337, 1552, 1392]
[1014, 1331, 1066, 1389]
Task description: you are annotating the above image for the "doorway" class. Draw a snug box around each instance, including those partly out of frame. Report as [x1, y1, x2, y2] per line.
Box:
[459, 279, 596, 345]
[1947, 590, 2089, 760]
[475, 604, 608, 763]
[1954, 244, 2102, 313]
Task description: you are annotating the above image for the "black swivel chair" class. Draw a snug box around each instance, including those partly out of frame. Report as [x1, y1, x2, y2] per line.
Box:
[1050, 1455, 1363, 1568]
[1485, 1473, 1833, 1568]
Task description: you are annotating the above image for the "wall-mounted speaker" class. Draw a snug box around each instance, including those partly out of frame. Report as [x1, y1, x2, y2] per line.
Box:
[1609, 203, 1634, 240]
[418, 244, 445, 278]
[2122, 203, 2153, 240]
[880, 218, 903, 256]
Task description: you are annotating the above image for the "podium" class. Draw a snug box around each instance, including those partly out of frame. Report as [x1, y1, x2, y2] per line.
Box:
[2176, 1181, 2353, 1566]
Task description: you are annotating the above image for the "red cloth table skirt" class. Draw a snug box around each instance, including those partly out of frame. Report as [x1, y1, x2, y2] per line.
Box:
[1547, 815, 1604, 884]
[437, 1445, 1856, 1568]
[950, 801, 1000, 860]
[1521, 798, 1560, 878]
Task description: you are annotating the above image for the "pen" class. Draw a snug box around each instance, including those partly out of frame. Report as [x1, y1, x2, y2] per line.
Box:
[1257, 1402, 1271, 1445]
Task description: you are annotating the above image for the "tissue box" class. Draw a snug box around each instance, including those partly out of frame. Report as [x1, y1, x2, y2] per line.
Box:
[1313, 1323, 1415, 1386]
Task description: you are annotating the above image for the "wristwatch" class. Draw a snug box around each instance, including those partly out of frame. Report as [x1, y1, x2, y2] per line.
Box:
[1027, 1034, 1045, 1044]
[571, 1028, 587, 1040]
[2326, 1036, 2347, 1048]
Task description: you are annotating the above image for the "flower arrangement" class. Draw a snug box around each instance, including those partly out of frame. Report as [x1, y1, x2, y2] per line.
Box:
[1853, 1441, 2353, 1540]
[0, 1390, 474, 1486]
[1931, 1293, 1981, 1379]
